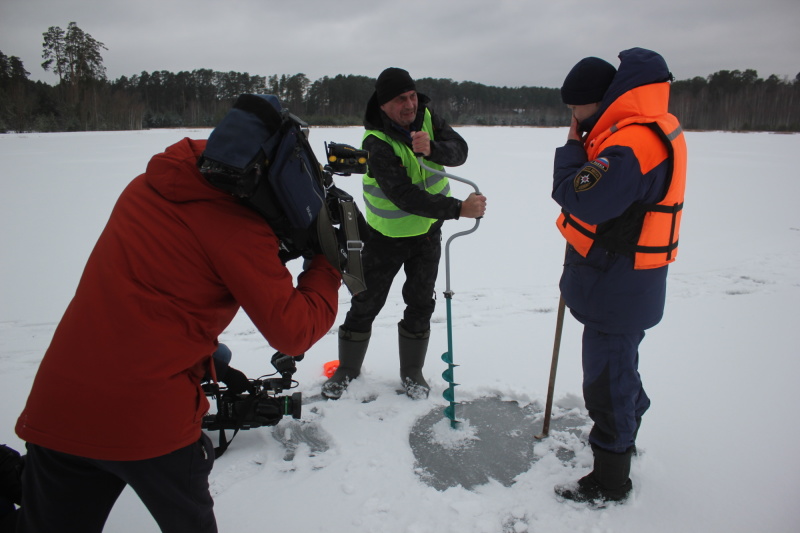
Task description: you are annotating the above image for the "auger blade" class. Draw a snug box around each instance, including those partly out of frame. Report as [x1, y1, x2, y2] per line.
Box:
[442, 385, 459, 402]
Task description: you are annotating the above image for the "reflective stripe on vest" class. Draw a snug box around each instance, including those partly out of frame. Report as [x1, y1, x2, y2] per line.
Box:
[557, 109, 687, 269]
[362, 109, 451, 237]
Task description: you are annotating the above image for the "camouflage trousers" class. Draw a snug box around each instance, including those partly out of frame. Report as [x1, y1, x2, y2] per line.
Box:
[343, 228, 441, 335]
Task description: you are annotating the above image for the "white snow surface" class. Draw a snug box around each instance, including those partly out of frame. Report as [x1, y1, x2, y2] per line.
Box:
[1, 126, 799, 532]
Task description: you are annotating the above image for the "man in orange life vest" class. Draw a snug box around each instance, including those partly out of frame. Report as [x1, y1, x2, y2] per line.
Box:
[550, 48, 687, 506]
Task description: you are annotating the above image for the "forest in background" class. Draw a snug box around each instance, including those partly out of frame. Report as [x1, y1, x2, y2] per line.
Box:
[1, 22, 798, 133]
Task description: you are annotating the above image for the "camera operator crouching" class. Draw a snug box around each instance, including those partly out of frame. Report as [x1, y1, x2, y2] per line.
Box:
[12, 95, 347, 532]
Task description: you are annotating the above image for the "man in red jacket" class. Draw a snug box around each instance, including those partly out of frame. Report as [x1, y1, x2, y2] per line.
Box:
[14, 95, 342, 532]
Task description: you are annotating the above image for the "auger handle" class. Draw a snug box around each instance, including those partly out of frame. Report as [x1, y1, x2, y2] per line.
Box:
[417, 157, 481, 293]
[417, 157, 481, 196]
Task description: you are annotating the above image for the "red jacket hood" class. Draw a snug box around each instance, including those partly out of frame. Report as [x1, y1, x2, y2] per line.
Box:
[144, 137, 226, 203]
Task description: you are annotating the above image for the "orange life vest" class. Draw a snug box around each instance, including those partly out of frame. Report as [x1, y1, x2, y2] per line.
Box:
[557, 83, 687, 269]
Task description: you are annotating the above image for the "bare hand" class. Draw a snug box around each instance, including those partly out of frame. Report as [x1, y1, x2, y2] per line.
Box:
[568, 116, 583, 142]
[411, 131, 431, 156]
[460, 192, 487, 219]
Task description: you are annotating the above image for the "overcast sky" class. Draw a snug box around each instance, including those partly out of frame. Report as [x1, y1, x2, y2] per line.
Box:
[1, 0, 798, 89]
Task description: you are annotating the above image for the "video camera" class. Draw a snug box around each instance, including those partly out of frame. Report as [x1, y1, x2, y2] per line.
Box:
[324, 142, 369, 176]
[202, 352, 302, 439]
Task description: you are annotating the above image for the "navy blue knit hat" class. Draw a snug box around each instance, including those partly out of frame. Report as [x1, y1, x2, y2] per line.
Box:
[560, 57, 617, 105]
[375, 68, 416, 106]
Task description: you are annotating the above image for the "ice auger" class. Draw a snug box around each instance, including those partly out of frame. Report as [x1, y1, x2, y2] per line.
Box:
[417, 157, 481, 429]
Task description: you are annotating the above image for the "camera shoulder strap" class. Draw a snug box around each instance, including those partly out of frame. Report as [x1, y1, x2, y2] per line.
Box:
[212, 428, 239, 459]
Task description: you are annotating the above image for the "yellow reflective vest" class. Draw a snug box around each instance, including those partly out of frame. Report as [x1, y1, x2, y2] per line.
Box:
[362, 109, 451, 237]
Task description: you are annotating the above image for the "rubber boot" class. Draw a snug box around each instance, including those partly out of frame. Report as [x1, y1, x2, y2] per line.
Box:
[555, 444, 634, 508]
[321, 328, 370, 399]
[398, 323, 430, 399]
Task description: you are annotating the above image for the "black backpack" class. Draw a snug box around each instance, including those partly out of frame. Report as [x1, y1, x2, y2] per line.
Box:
[200, 94, 366, 294]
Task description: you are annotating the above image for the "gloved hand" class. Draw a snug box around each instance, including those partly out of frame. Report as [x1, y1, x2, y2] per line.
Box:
[271, 351, 304, 374]
[220, 366, 250, 394]
[278, 245, 304, 265]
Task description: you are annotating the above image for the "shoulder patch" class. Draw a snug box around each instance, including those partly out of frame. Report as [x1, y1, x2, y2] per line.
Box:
[589, 157, 609, 171]
[574, 164, 604, 192]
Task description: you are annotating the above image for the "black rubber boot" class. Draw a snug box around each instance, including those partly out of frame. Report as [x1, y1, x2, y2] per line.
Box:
[555, 445, 634, 508]
[321, 328, 370, 399]
[398, 323, 430, 399]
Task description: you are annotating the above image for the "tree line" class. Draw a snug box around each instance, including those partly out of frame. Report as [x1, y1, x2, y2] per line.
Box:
[1, 22, 798, 133]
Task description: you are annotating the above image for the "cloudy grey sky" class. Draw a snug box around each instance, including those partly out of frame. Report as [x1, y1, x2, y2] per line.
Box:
[2, 0, 798, 89]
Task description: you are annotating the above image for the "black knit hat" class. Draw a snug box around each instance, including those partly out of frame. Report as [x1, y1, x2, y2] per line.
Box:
[375, 67, 416, 106]
[560, 57, 617, 105]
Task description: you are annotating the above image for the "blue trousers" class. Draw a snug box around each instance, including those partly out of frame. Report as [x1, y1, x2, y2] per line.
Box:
[582, 326, 651, 453]
[16, 434, 216, 533]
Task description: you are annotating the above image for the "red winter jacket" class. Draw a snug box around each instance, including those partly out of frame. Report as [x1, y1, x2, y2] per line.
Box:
[15, 138, 341, 461]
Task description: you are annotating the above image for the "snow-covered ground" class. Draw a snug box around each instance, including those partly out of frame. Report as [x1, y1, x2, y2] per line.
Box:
[1, 126, 798, 532]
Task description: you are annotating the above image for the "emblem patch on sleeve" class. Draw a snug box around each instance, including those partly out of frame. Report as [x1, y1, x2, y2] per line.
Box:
[590, 157, 609, 171]
[574, 164, 603, 192]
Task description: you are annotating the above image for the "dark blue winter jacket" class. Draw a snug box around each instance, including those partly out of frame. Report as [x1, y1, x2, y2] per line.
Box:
[553, 48, 676, 333]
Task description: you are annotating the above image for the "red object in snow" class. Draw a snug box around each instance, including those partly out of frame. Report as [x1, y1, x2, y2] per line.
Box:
[323, 360, 339, 378]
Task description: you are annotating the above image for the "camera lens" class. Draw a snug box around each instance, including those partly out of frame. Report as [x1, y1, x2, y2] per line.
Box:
[289, 392, 302, 419]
